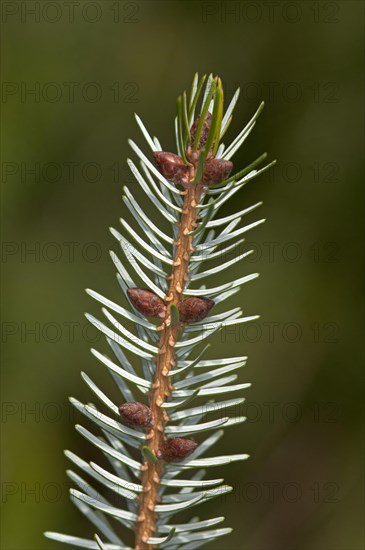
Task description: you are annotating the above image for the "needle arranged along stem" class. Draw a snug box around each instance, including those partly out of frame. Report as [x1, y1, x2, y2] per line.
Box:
[135, 184, 202, 549]
[44, 73, 274, 550]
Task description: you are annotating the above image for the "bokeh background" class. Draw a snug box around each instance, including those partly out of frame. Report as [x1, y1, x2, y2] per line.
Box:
[1, 1, 364, 549]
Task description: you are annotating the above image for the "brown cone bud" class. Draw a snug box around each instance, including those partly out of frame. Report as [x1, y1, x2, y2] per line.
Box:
[153, 151, 191, 185]
[202, 158, 233, 185]
[190, 112, 212, 149]
[119, 402, 153, 429]
[178, 296, 215, 324]
[127, 288, 166, 319]
[157, 437, 198, 462]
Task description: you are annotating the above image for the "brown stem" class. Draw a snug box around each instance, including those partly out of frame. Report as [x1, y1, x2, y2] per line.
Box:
[134, 183, 202, 549]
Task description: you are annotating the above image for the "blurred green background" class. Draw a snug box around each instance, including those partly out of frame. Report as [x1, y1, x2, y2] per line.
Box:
[1, 1, 364, 549]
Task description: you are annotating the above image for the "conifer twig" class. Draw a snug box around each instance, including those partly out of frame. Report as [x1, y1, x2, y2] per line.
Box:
[45, 74, 275, 550]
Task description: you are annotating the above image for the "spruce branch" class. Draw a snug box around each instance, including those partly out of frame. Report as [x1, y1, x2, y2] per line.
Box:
[45, 74, 275, 550]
